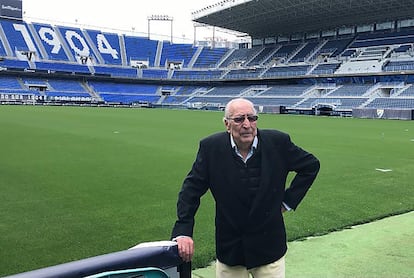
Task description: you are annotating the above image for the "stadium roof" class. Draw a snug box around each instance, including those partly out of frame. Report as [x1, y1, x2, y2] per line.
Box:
[192, 0, 414, 39]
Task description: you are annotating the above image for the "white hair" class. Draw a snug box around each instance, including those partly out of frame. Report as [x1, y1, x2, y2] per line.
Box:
[224, 98, 257, 120]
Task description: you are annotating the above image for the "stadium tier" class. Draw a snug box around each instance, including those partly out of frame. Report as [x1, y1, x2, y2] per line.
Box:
[0, 17, 414, 118]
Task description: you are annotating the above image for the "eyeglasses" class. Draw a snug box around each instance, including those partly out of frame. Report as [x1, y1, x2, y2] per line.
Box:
[227, 115, 258, 124]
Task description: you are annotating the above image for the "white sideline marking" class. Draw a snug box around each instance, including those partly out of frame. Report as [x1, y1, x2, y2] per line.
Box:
[375, 168, 392, 172]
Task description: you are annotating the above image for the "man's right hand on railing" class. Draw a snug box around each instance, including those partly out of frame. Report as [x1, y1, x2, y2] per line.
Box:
[175, 236, 194, 262]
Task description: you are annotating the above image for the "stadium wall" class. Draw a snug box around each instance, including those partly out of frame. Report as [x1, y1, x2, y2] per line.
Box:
[352, 108, 414, 120]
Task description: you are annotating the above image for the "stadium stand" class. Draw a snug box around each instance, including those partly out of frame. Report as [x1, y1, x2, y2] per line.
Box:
[192, 46, 228, 68]
[85, 29, 122, 65]
[0, 0, 414, 120]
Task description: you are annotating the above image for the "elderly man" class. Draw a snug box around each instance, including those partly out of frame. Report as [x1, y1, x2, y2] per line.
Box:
[172, 98, 320, 278]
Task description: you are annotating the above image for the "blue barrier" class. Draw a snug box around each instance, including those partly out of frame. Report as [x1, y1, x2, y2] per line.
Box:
[5, 241, 191, 278]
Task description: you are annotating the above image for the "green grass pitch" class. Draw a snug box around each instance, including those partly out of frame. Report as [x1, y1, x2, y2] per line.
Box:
[0, 105, 413, 276]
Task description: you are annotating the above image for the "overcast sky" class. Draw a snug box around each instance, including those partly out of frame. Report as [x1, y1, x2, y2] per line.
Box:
[22, 0, 240, 43]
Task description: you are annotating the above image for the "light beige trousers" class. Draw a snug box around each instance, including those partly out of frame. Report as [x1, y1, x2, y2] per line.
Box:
[215, 255, 285, 278]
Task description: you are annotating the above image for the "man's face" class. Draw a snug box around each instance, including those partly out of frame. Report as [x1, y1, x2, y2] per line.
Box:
[224, 100, 258, 148]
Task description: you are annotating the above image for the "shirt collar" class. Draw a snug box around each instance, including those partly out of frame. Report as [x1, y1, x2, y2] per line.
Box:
[230, 134, 258, 151]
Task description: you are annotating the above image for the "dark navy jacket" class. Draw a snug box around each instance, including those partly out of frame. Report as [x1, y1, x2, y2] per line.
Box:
[172, 129, 320, 269]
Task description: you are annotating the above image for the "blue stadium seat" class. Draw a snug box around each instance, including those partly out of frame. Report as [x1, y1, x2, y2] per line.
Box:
[86, 29, 122, 65]
[55, 25, 97, 62]
[159, 42, 197, 68]
[31, 22, 70, 61]
[124, 36, 158, 67]
[0, 19, 39, 57]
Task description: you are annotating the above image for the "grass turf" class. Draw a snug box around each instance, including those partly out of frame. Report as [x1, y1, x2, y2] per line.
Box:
[192, 211, 414, 278]
[0, 105, 413, 276]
